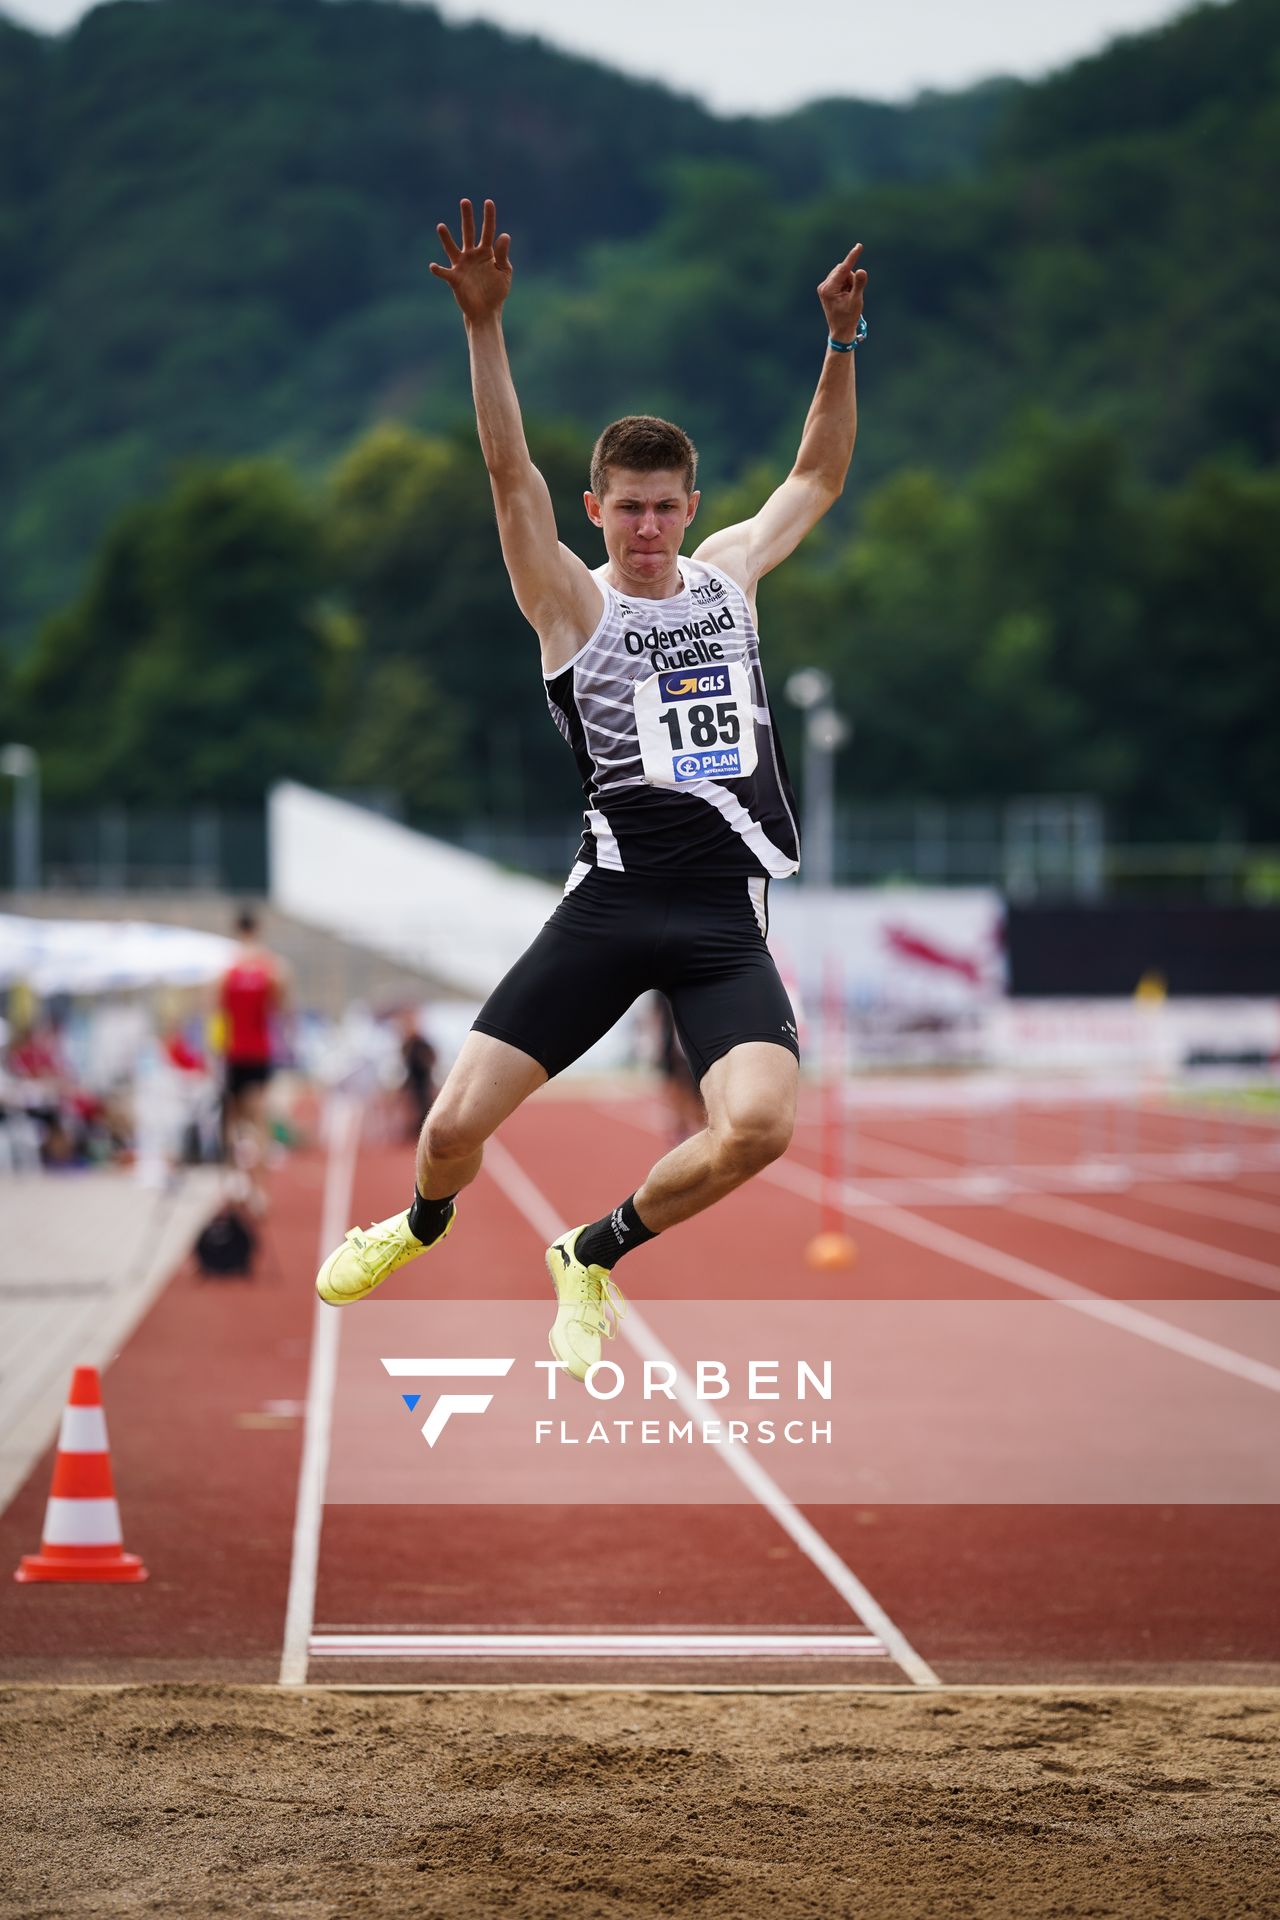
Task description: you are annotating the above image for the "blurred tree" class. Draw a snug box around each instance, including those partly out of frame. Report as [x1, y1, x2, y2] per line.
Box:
[327, 418, 596, 822]
[9, 0, 1276, 647]
[12, 504, 161, 804]
[113, 462, 337, 801]
[755, 415, 1280, 839]
[16, 461, 340, 803]
[995, 0, 1280, 159]
[339, 657, 469, 818]
[1140, 462, 1280, 840]
[14, 407, 1278, 845]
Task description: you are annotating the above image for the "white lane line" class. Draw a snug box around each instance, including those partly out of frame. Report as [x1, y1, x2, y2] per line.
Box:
[606, 1105, 1280, 1398]
[484, 1135, 565, 1246]
[621, 1303, 940, 1686]
[802, 1121, 1280, 1236]
[1139, 1098, 1280, 1137]
[1133, 1182, 1280, 1234]
[381, 1358, 515, 1376]
[309, 1632, 884, 1658]
[1008, 1191, 1280, 1293]
[278, 1096, 361, 1689]
[642, 1097, 1280, 1202]
[819, 1121, 1280, 1288]
[777, 1154, 1280, 1211]
[812, 1103, 1280, 1184]
[1235, 1171, 1280, 1200]
[766, 1154, 1280, 1397]
[482, 1136, 940, 1689]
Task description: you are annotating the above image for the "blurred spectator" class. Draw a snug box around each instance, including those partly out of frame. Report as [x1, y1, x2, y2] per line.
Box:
[7, 1018, 65, 1084]
[398, 1009, 439, 1142]
[5, 1011, 73, 1165]
[652, 993, 704, 1147]
[216, 908, 290, 1208]
[158, 991, 221, 1165]
[2, 1000, 128, 1169]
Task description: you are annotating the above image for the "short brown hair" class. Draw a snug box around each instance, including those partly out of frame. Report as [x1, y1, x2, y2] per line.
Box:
[590, 415, 698, 499]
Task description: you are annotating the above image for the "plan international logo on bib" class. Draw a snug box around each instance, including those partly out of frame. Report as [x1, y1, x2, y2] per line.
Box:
[659, 665, 732, 702]
[675, 749, 742, 781]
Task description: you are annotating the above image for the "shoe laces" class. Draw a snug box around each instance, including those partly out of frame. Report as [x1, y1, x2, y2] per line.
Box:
[582, 1269, 627, 1340]
[350, 1218, 406, 1275]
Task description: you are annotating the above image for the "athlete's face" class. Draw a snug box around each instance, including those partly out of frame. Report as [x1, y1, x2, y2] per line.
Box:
[585, 467, 700, 586]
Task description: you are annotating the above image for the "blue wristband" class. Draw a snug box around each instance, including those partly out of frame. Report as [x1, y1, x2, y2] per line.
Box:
[828, 315, 868, 351]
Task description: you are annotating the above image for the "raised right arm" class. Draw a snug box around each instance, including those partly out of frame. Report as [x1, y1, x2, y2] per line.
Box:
[433, 200, 601, 671]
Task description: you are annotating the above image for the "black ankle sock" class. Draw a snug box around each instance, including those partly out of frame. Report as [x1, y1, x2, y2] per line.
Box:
[408, 1188, 455, 1244]
[575, 1194, 657, 1271]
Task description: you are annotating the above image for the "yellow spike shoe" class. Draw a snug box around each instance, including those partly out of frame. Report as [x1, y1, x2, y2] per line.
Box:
[545, 1226, 627, 1382]
[315, 1203, 455, 1307]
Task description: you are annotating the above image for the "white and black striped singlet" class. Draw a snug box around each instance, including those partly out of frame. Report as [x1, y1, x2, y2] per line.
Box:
[543, 556, 801, 880]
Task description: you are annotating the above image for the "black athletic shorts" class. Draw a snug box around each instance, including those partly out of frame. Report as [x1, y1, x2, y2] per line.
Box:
[473, 869, 799, 1084]
[225, 1059, 273, 1098]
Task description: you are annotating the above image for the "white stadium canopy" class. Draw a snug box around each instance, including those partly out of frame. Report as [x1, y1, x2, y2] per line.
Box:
[0, 914, 236, 996]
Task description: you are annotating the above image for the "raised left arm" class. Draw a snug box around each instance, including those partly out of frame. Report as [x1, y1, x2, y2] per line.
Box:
[695, 244, 867, 596]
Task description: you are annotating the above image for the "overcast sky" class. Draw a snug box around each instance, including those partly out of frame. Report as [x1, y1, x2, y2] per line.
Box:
[4, 0, 1203, 111]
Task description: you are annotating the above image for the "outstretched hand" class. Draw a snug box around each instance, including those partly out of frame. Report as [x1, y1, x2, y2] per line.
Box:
[817, 244, 868, 343]
[430, 197, 512, 322]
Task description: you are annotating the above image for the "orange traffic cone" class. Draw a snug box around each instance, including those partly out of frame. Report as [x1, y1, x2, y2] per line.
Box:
[14, 1366, 147, 1584]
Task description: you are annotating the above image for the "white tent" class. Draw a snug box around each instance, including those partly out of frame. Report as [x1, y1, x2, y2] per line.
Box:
[0, 914, 236, 997]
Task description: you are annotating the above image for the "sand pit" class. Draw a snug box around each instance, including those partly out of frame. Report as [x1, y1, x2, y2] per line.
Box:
[3, 1685, 1278, 1917]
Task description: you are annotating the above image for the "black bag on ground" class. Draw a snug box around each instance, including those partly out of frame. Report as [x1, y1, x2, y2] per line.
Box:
[194, 1205, 257, 1277]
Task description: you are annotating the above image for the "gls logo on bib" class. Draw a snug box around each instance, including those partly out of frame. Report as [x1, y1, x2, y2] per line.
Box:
[658, 665, 732, 702]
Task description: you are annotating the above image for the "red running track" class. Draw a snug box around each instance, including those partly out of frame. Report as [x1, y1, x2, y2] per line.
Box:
[2, 1090, 1279, 1687]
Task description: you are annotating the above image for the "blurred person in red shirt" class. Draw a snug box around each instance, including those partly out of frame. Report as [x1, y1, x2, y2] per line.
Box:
[217, 908, 288, 1206]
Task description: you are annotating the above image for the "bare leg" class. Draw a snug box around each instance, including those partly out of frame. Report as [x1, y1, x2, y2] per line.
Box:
[415, 1030, 546, 1199]
[633, 1041, 797, 1233]
[227, 1080, 270, 1210]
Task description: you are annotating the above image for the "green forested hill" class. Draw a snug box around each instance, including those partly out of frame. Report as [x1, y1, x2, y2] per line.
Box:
[511, 0, 1279, 496]
[995, 0, 1278, 155]
[3, 0, 1279, 846]
[3, 0, 1276, 647]
[0, 0, 1005, 641]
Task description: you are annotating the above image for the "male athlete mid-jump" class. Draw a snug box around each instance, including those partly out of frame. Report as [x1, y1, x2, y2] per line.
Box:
[317, 198, 867, 1379]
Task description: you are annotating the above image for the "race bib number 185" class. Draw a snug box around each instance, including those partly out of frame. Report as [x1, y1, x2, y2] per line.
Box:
[633, 662, 759, 788]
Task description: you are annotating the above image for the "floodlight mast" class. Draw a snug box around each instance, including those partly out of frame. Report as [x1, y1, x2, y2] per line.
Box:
[0, 744, 41, 893]
[784, 672, 849, 889]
